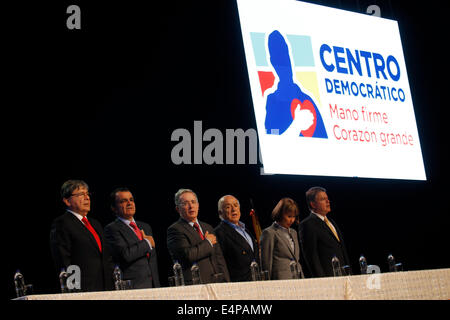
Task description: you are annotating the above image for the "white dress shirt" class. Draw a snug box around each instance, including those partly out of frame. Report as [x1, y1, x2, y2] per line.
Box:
[311, 211, 338, 236]
[67, 209, 85, 222]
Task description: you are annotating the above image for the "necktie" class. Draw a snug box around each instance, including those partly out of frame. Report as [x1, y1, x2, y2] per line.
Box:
[81, 217, 102, 252]
[129, 221, 143, 240]
[129, 221, 149, 258]
[324, 216, 340, 242]
[193, 222, 205, 240]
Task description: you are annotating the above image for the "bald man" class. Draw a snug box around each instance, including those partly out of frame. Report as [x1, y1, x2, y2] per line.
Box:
[214, 195, 259, 282]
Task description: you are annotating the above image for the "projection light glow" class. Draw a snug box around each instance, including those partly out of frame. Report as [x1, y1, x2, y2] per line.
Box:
[237, 0, 426, 180]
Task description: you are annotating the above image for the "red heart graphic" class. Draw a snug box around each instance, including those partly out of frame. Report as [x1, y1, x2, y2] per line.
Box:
[290, 98, 317, 137]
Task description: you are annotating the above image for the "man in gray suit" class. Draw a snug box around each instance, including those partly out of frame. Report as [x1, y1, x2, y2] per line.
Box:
[167, 189, 230, 284]
[260, 198, 304, 280]
[104, 187, 160, 289]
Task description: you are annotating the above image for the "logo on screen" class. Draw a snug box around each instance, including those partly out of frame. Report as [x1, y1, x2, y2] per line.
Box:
[251, 30, 327, 138]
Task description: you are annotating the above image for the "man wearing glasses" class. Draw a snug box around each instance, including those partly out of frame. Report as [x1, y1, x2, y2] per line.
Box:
[167, 189, 230, 284]
[50, 180, 114, 292]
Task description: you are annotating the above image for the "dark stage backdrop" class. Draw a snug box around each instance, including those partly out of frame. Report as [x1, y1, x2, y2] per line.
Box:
[7, 0, 449, 299]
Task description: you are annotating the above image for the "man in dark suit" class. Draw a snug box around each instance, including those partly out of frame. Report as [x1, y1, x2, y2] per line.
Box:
[50, 180, 114, 292]
[298, 187, 350, 278]
[104, 187, 160, 289]
[167, 189, 230, 284]
[214, 195, 259, 282]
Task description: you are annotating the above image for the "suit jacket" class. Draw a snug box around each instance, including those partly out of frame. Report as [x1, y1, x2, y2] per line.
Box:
[298, 213, 350, 278]
[260, 222, 303, 280]
[214, 220, 259, 282]
[49, 211, 115, 292]
[167, 218, 230, 284]
[104, 218, 160, 289]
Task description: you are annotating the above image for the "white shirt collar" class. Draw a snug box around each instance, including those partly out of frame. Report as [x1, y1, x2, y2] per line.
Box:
[183, 218, 205, 234]
[311, 210, 325, 221]
[182, 218, 199, 227]
[118, 216, 136, 226]
[67, 209, 85, 221]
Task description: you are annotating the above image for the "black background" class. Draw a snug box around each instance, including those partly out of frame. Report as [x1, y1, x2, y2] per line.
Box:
[7, 0, 449, 302]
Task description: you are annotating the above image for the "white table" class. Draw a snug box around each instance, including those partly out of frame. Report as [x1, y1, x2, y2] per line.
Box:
[16, 268, 450, 300]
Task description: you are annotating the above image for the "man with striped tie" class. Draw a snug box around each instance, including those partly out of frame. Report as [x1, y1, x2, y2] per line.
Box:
[104, 187, 160, 289]
[50, 180, 115, 292]
[298, 187, 351, 278]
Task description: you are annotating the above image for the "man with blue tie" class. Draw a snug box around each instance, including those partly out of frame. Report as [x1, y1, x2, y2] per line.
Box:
[214, 195, 259, 282]
[104, 187, 160, 289]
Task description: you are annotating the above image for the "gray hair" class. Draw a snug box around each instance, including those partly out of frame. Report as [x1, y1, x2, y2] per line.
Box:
[305, 186, 327, 210]
[217, 195, 240, 220]
[174, 188, 198, 207]
[61, 179, 89, 200]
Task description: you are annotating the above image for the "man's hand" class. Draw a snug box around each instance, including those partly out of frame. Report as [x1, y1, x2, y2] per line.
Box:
[284, 103, 314, 136]
[295, 105, 314, 131]
[141, 229, 155, 248]
[204, 231, 217, 245]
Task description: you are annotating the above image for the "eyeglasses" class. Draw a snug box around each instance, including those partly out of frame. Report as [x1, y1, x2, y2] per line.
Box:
[70, 192, 92, 198]
[179, 199, 198, 207]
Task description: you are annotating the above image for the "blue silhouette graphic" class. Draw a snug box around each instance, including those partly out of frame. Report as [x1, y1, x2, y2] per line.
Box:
[264, 30, 327, 138]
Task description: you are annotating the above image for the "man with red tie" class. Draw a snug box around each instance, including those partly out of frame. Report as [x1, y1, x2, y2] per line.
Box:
[50, 180, 114, 292]
[104, 187, 160, 289]
[167, 189, 230, 284]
